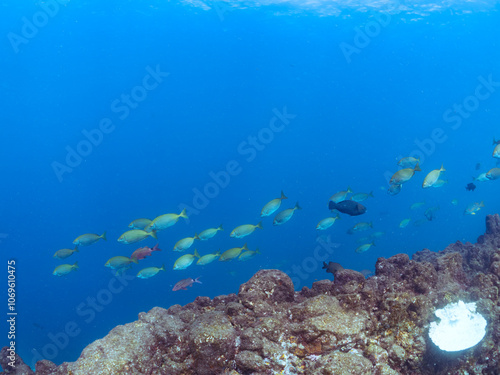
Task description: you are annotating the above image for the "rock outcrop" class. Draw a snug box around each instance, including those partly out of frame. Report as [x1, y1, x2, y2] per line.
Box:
[5, 214, 500, 374]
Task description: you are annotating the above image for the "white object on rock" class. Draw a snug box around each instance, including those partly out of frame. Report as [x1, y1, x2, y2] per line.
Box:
[429, 300, 487, 352]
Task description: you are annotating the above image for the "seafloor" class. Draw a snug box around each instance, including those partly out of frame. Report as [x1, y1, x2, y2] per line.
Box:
[4, 214, 500, 374]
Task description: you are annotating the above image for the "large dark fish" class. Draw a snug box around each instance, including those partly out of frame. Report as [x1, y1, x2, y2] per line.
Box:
[465, 182, 476, 191]
[322, 261, 343, 276]
[329, 200, 366, 216]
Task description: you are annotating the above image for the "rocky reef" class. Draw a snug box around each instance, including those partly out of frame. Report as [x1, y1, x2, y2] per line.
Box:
[4, 214, 500, 374]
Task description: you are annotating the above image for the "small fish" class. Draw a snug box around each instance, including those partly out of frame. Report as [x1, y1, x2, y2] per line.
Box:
[474, 173, 489, 182]
[322, 261, 344, 276]
[370, 231, 385, 239]
[390, 163, 421, 185]
[316, 215, 341, 230]
[355, 242, 375, 253]
[397, 157, 420, 168]
[387, 183, 402, 196]
[197, 225, 223, 240]
[329, 200, 366, 216]
[261, 191, 288, 217]
[424, 206, 440, 221]
[422, 164, 445, 188]
[329, 187, 353, 204]
[347, 222, 373, 234]
[118, 229, 157, 244]
[413, 218, 428, 227]
[493, 144, 500, 159]
[399, 218, 411, 228]
[130, 243, 161, 260]
[465, 183, 476, 191]
[172, 277, 202, 291]
[219, 244, 249, 261]
[173, 235, 199, 252]
[451, 199, 459, 206]
[464, 201, 485, 215]
[53, 262, 79, 276]
[238, 248, 261, 261]
[350, 191, 374, 202]
[53, 247, 79, 260]
[486, 167, 500, 180]
[105, 256, 138, 270]
[73, 232, 106, 247]
[128, 218, 152, 230]
[196, 251, 221, 265]
[230, 222, 263, 238]
[432, 179, 448, 188]
[173, 249, 201, 270]
[273, 202, 302, 225]
[137, 265, 165, 279]
[410, 202, 425, 210]
[145, 209, 188, 232]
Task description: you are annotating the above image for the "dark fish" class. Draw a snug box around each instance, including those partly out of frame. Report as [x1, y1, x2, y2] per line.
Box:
[322, 262, 344, 276]
[329, 200, 366, 216]
[424, 206, 439, 221]
[172, 277, 202, 291]
[465, 182, 476, 191]
[493, 138, 500, 145]
[475, 162, 481, 170]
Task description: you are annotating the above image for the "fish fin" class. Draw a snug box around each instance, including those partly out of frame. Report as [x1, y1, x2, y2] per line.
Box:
[256, 221, 263, 229]
[131, 258, 139, 264]
[369, 191, 374, 197]
[160, 264, 165, 271]
[194, 277, 202, 284]
[440, 164, 446, 172]
[280, 190, 288, 200]
[153, 243, 161, 251]
[194, 249, 200, 258]
[101, 231, 107, 241]
[215, 250, 221, 256]
[150, 230, 158, 240]
[74, 246, 79, 252]
[255, 248, 261, 254]
[414, 163, 422, 172]
[347, 186, 352, 193]
[371, 242, 376, 246]
[179, 208, 188, 219]
[242, 243, 249, 251]
[335, 213, 341, 220]
[295, 202, 302, 210]
[194, 233, 199, 240]
[218, 224, 223, 231]
[73, 261, 79, 269]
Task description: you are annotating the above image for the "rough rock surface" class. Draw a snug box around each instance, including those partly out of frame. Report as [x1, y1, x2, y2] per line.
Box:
[5, 214, 500, 374]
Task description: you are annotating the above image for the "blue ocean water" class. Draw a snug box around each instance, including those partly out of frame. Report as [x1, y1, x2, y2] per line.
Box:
[1, 0, 500, 369]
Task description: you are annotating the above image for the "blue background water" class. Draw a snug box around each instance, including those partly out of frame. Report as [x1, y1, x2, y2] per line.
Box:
[1, 0, 500, 369]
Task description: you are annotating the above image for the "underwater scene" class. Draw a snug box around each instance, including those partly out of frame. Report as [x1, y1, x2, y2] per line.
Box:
[1, 0, 500, 373]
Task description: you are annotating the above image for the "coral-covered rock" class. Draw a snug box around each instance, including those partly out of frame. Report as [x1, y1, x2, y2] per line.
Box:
[0, 346, 34, 375]
[22, 214, 500, 375]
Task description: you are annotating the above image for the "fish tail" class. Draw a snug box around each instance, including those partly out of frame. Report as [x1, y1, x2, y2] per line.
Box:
[150, 230, 158, 240]
[215, 250, 221, 256]
[372, 242, 376, 246]
[194, 249, 200, 258]
[281, 190, 288, 200]
[131, 257, 139, 264]
[440, 164, 446, 172]
[242, 243, 249, 251]
[179, 208, 188, 219]
[369, 191, 374, 198]
[73, 261, 79, 270]
[153, 243, 161, 251]
[295, 202, 302, 210]
[347, 186, 352, 193]
[218, 224, 223, 231]
[194, 277, 202, 284]
[74, 246, 79, 252]
[256, 221, 263, 229]
[194, 233, 200, 240]
[335, 214, 341, 220]
[414, 163, 422, 172]
[101, 231, 107, 241]
[255, 247, 261, 254]
[160, 264, 165, 271]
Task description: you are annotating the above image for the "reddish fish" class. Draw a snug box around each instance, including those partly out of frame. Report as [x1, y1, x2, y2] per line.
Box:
[131, 243, 161, 261]
[172, 277, 202, 291]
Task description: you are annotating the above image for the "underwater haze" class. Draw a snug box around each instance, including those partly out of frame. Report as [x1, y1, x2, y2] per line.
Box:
[1, 0, 500, 369]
